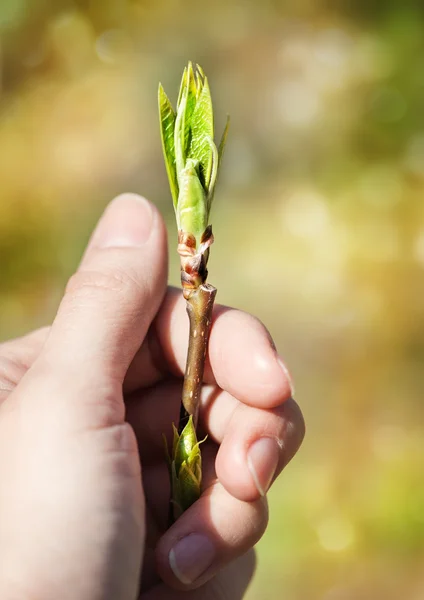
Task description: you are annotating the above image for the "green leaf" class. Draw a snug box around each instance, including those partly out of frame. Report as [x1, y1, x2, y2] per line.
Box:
[206, 137, 219, 207]
[218, 115, 230, 165]
[177, 66, 187, 108]
[171, 461, 183, 520]
[207, 117, 230, 211]
[167, 416, 204, 521]
[194, 63, 205, 98]
[177, 62, 197, 108]
[158, 84, 178, 209]
[159, 61, 230, 242]
[172, 423, 179, 457]
[177, 161, 208, 241]
[174, 89, 187, 175]
[174, 415, 198, 474]
[187, 436, 206, 482]
[176, 62, 198, 160]
[187, 76, 214, 190]
[178, 461, 201, 510]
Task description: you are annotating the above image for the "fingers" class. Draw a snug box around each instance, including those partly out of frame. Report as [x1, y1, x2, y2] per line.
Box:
[204, 305, 293, 408]
[38, 194, 168, 384]
[127, 287, 294, 408]
[201, 389, 304, 500]
[142, 550, 255, 599]
[0, 285, 294, 413]
[214, 397, 305, 501]
[126, 381, 304, 501]
[156, 290, 294, 407]
[155, 475, 267, 591]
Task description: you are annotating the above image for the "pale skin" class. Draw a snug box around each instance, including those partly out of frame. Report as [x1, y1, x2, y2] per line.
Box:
[0, 194, 305, 600]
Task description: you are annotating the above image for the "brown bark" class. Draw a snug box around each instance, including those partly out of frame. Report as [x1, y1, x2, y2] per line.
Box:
[178, 283, 217, 433]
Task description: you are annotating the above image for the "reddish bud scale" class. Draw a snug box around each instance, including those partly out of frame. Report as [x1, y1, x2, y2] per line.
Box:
[177, 226, 214, 299]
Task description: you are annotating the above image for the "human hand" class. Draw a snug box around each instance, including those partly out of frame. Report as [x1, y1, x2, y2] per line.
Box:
[0, 194, 304, 600]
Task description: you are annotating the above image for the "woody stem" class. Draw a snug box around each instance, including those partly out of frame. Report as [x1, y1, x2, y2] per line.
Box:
[178, 283, 217, 434]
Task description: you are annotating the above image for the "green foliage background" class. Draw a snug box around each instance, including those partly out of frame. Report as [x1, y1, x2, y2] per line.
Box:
[1, 1, 424, 598]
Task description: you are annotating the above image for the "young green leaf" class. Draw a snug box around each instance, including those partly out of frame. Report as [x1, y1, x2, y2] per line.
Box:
[172, 423, 179, 457]
[167, 415, 204, 520]
[218, 115, 230, 166]
[178, 461, 201, 510]
[177, 62, 198, 159]
[177, 62, 197, 109]
[158, 84, 178, 209]
[177, 161, 208, 240]
[174, 89, 187, 176]
[205, 117, 230, 210]
[206, 136, 219, 206]
[174, 415, 198, 473]
[188, 76, 214, 190]
[194, 63, 205, 98]
[177, 66, 188, 108]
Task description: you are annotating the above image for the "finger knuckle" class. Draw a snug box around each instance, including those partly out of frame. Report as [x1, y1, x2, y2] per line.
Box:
[237, 496, 269, 545]
[0, 356, 26, 395]
[65, 269, 141, 307]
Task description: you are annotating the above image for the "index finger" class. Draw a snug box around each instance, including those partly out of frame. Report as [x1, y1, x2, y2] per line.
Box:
[127, 287, 294, 409]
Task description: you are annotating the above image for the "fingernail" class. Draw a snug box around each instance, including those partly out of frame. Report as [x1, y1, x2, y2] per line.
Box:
[169, 534, 216, 585]
[277, 357, 295, 397]
[247, 437, 281, 496]
[95, 195, 154, 248]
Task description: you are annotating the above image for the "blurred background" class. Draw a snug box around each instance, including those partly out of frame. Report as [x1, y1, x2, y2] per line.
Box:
[1, 0, 424, 598]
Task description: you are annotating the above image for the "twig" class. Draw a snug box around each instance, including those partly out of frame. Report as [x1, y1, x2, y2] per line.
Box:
[178, 284, 217, 433]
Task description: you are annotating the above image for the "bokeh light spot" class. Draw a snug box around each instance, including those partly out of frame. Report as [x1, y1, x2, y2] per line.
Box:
[283, 189, 331, 238]
[277, 80, 320, 127]
[371, 425, 408, 462]
[95, 29, 133, 65]
[314, 28, 353, 69]
[316, 514, 356, 552]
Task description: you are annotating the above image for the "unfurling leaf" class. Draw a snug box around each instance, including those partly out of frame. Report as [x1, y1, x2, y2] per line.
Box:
[158, 84, 178, 209]
[177, 62, 198, 160]
[164, 416, 205, 521]
[158, 61, 229, 249]
[158, 63, 228, 522]
[188, 77, 214, 190]
[218, 115, 230, 166]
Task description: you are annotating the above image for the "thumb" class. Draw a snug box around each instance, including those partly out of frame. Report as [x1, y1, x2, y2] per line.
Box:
[0, 194, 163, 600]
[27, 193, 168, 425]
[44, 193, 167, 379]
